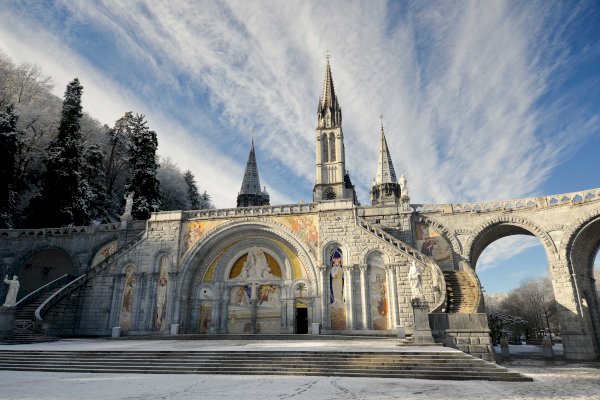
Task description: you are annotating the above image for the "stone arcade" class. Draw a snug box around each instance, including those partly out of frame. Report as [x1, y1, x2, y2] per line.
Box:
[1, 59, 599, 361]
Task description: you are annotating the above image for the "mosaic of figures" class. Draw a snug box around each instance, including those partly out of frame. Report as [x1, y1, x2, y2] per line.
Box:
[329, 248, 346, 330]
[415, 222, 452, 268]
[369, 264, 389, 330]
[154, 256, 169, 331]
[119, 266, 135, 332]
[91, 240, 118, 267]
[183, 219, 229, 252]
[275, 215, 319, 257]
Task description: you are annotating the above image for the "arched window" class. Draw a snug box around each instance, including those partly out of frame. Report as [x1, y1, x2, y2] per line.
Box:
[322, 134, 329, 163]
[329, 133, 336, 162]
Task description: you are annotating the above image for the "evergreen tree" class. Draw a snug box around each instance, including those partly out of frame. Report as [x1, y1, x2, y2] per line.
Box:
[183, 170, 200, 209]
[0, 105, 23, 228]
[127, 113, 160, 220]
[200, 191, 214, 210]
[83, 143, 107, 222]
[25, 78, 91, 227]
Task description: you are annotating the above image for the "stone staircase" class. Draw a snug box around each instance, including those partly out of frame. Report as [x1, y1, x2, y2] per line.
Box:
[443, 270, 479, 313]
[355, 216, 446, 312]
[1, 275, 76, 344]
[0, 349, 531, 381]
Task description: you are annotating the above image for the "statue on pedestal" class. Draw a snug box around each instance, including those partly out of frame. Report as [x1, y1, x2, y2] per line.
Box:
[239, 247, 273, 280]
[408, 261, 423, 298]
[3, 275, 19, 308]
[121, 192, 134, 222]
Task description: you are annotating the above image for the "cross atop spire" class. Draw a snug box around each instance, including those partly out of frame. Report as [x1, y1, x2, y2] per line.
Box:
[317, 56, 342, 129]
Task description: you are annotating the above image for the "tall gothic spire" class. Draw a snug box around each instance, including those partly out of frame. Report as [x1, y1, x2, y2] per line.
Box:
[370, 121, 400, 206]
[237, 140, 269, 207]
[375, 123, 397, 185]
[317, 57, 342, 129]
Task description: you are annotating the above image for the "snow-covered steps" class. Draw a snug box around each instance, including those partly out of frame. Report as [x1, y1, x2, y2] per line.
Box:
[0, 350, 532, 381]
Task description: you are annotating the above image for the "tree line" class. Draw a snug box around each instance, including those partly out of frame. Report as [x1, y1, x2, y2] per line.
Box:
[0, 52, 212, 229]
[484, 272, 600, 344]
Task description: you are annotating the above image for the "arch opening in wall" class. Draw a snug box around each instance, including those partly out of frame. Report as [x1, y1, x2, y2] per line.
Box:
[473, 226, 555, 346]
[16, 247, 74, 301]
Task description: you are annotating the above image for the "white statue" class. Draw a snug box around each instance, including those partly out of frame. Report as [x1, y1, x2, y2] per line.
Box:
[3, 275, 20, 308]
[408, 261, 422, 298]
[400, 174, 409, 197]
[239, 247, 273, 280]
[121, 192, 134, 222]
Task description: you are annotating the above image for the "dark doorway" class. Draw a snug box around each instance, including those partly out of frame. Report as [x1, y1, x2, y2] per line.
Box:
[295, 307, 308, 334]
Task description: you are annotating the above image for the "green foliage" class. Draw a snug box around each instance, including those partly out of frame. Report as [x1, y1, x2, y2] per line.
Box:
[126, 113, 160, 220]
[25, 79, 92, 227]
[183, 170, 200, 209]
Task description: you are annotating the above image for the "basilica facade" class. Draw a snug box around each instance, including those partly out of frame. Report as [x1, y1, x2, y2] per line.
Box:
[2, 60, 600, 361]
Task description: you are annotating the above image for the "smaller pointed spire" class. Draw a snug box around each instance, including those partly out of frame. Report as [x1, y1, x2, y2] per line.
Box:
[375, 122, 397, 185]
[240, 140, 261, 195]
[237, 140, 270, 207]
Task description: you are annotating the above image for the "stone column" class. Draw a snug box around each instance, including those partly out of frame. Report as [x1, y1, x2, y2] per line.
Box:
[319, 265, 328, 329]
[219, 286, 229, 333]
[359, 264, 368, 330]
[344, 265, 355, 330]
[210, 282, 221, 334]
[386, 265, 399, 329]
[250, 282, 258, 334]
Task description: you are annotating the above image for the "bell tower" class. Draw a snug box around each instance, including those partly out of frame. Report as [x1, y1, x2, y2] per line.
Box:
[313, 57, 357, 203]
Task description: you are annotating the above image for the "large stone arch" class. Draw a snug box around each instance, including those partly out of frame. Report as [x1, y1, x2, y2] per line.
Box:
[465, 215, 558, 268]
[559, 210, 600, 354]
[175, 219, 319, 332]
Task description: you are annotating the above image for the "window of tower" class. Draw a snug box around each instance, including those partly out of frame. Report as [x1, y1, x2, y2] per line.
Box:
[329, 133, 336, 162]
[322, 134, 329, 162]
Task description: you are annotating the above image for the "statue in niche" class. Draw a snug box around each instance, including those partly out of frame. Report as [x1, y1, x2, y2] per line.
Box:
[408, 261, 423, 298]
[239, 247, 273, 280]
[3, 275, 20, 307]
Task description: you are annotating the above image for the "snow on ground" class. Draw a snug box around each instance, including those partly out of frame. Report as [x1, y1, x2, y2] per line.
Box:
[0, 365, 599, 400]
[0, 339, 598, 399]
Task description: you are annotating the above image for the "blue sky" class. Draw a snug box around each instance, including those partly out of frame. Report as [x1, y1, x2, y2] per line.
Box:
[1, 1, 599, 293]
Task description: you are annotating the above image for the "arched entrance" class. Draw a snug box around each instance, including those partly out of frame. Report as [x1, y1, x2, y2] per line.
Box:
[16, 247, 74, 300]
[177, 221, 319, 334]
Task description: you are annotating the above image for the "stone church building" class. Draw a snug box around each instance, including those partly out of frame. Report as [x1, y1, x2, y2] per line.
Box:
[1, 60, 599, 361]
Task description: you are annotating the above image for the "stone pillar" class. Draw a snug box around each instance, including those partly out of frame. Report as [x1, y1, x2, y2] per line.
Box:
[390, 264, 400, 328]
[319, 265, 328, 329]
[385, 265, 399, 329]
[359, 264, 368, 330]
[250, 282, 258, 334]
[344, 265, 355, 330]
[411, 298, 434, 344]
[549, 259, 599, 360]
[210, 283, 221, 334]
[219, 286, 229, 333]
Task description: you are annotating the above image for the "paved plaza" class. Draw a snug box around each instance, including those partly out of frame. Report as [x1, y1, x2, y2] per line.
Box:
[0, 339, 598, 399]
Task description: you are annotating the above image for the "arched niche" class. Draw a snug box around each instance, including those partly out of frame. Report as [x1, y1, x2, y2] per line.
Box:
[16, 247, 74, 300]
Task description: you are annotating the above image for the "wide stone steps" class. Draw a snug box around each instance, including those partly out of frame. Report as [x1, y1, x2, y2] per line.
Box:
[0, 350, 531, 381]
[444, 271, 478, 313]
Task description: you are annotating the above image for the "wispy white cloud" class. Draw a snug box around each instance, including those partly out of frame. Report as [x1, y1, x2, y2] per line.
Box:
[0, 0, 597, 208]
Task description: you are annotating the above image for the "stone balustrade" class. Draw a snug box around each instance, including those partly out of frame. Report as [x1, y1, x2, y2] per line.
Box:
[411, 187, 600, 214]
